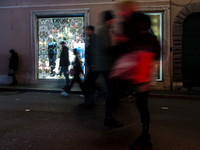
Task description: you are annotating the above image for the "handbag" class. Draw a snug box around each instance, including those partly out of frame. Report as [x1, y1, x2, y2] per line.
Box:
[109, 51, 155, 84]
[8, 69, 14, 76]
[69, 68, 75, 76]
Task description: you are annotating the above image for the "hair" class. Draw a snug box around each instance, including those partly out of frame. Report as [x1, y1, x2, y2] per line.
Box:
[9, 49, 15, 53]
[117, 0, 138, 11]
[117, 0, 137, 4]
[86, 26, 94, 32]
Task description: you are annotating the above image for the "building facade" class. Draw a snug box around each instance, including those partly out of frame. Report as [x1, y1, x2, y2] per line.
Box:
[0, 0, 175, 90]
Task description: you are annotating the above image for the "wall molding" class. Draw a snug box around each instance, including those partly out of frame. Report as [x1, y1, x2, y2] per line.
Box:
[0, 1, 169, 9]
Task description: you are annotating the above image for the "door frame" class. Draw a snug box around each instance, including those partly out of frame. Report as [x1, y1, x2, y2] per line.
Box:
[173, 2, 200, 90]
[30, 9, 89, 84]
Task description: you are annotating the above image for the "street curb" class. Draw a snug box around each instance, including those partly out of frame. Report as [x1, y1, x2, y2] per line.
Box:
[1, 87, 200, 100]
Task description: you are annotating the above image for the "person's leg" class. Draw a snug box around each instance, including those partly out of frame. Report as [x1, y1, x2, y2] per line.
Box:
[103, 71, 123, 127]
[129, 91, 152, 149]
[63, 66, 69, 88]
[136, 91, 150, 134]
[83, 71, 92, 100]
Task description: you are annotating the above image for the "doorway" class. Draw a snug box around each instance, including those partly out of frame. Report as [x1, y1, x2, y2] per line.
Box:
[182, 13, 200, 87]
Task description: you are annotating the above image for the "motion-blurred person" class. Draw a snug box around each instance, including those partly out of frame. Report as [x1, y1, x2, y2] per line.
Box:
[8, 49, 19, 85]
[60, 41, 69, 96]
[79, 26, 100, 107]
[66, 49, 84, 94]
[117, 1, 160, 149]
[98, 10, 123, 127]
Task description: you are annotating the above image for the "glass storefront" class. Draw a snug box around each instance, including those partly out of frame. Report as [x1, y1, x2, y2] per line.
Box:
[37, 16, 85, 79]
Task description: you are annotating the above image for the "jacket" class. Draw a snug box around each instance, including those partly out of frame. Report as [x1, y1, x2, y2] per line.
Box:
[9, 52, 19, 71]
[60, 46, 69, 67]
[97, 25, 117, 72]
[85, 33, 99, 71]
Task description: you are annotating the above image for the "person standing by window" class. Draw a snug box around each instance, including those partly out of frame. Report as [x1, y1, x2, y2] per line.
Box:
[9, 49, 19, 85]
[60, 41, 69, 96]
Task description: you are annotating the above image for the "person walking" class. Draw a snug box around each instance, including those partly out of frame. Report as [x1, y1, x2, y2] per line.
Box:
[9, 49, 19, 85]
[116, 1, 161, 149]
[59, 41, 69, 96]
[66, 49, 84, 94]
[79, 26, 101, 107]
[98, 10, 123, 127]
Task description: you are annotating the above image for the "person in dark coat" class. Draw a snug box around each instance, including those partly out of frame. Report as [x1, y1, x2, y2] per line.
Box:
[98, 10, 123, 127]
[117, 1, 160, 149]
[9, 49, 19, 85]
[66, 49, 84, 94]
[79, 26, 101, 107]
[59, 41, 69, 96]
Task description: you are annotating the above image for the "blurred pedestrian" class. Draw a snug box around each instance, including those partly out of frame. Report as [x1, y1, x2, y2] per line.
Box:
[98, 10, 123, 127]
[116, 1, 160, 149]
[60, 41, 70, 96]
[66, 49, 84, 94]
[79, 26, 101, 107]
[8, 49, 19, 85]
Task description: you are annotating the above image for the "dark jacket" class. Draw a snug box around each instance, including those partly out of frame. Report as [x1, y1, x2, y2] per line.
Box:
[85, 33, 99, 71]
[97, 25, 117, 72]
[9, 52, 19, 71]
[60, 46, 69, 67]
[73, 56, 83, 75]
[128, 13, 160, 59]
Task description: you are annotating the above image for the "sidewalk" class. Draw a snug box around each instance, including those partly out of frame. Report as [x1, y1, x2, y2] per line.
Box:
[0, 84, 200, 100]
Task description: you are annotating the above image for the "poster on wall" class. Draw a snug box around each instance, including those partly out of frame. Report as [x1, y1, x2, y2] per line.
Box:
[37, 16, 85, 79]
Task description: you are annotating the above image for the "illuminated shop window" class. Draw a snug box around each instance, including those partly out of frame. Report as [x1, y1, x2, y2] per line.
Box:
[146, 13, 163, 81]
[37, 16, 85, 79]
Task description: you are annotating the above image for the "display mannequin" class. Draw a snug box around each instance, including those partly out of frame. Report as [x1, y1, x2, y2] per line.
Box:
[48, 38, 57, 76]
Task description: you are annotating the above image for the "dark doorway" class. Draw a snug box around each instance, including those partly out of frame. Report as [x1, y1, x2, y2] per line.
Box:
[183, 13, 200, 87]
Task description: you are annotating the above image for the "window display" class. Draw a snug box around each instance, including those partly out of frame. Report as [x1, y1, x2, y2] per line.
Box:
[146, 13, 163, 81]
[37, 16, 85, 79]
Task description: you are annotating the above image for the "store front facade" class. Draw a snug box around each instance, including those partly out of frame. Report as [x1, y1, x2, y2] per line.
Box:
[0, 0, 171, 90]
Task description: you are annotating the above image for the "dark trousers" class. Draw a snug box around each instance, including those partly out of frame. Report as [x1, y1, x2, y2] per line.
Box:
[136, 91, 150, 134]
[102, 71, 118, 119]
[67, 74, 84, 93]
[84, 71, 100, 100]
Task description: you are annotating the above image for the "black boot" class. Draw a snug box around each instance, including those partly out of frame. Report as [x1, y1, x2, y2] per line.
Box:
[129, 133, 153, 150]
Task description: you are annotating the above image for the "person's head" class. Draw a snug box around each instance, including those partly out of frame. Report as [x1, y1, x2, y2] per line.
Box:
[60, 41, 66, 47]
[117, 0, 138, 19]
[9, 49, 15, 54]
[130, 13, 151, 31]
[86, 26, 94, 36]
[102, 10, 116, 28]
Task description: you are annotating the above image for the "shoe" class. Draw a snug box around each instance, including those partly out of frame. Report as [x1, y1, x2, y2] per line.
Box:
[80, 95, 85, 98]
[104, 118, 123, 127]
[61, 91, 68, 96]
[129, 134, 153, 150]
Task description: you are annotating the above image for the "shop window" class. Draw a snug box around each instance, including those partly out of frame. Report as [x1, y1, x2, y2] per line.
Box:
[37, 16, 85, 79]
[146, 13, 163, 81]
